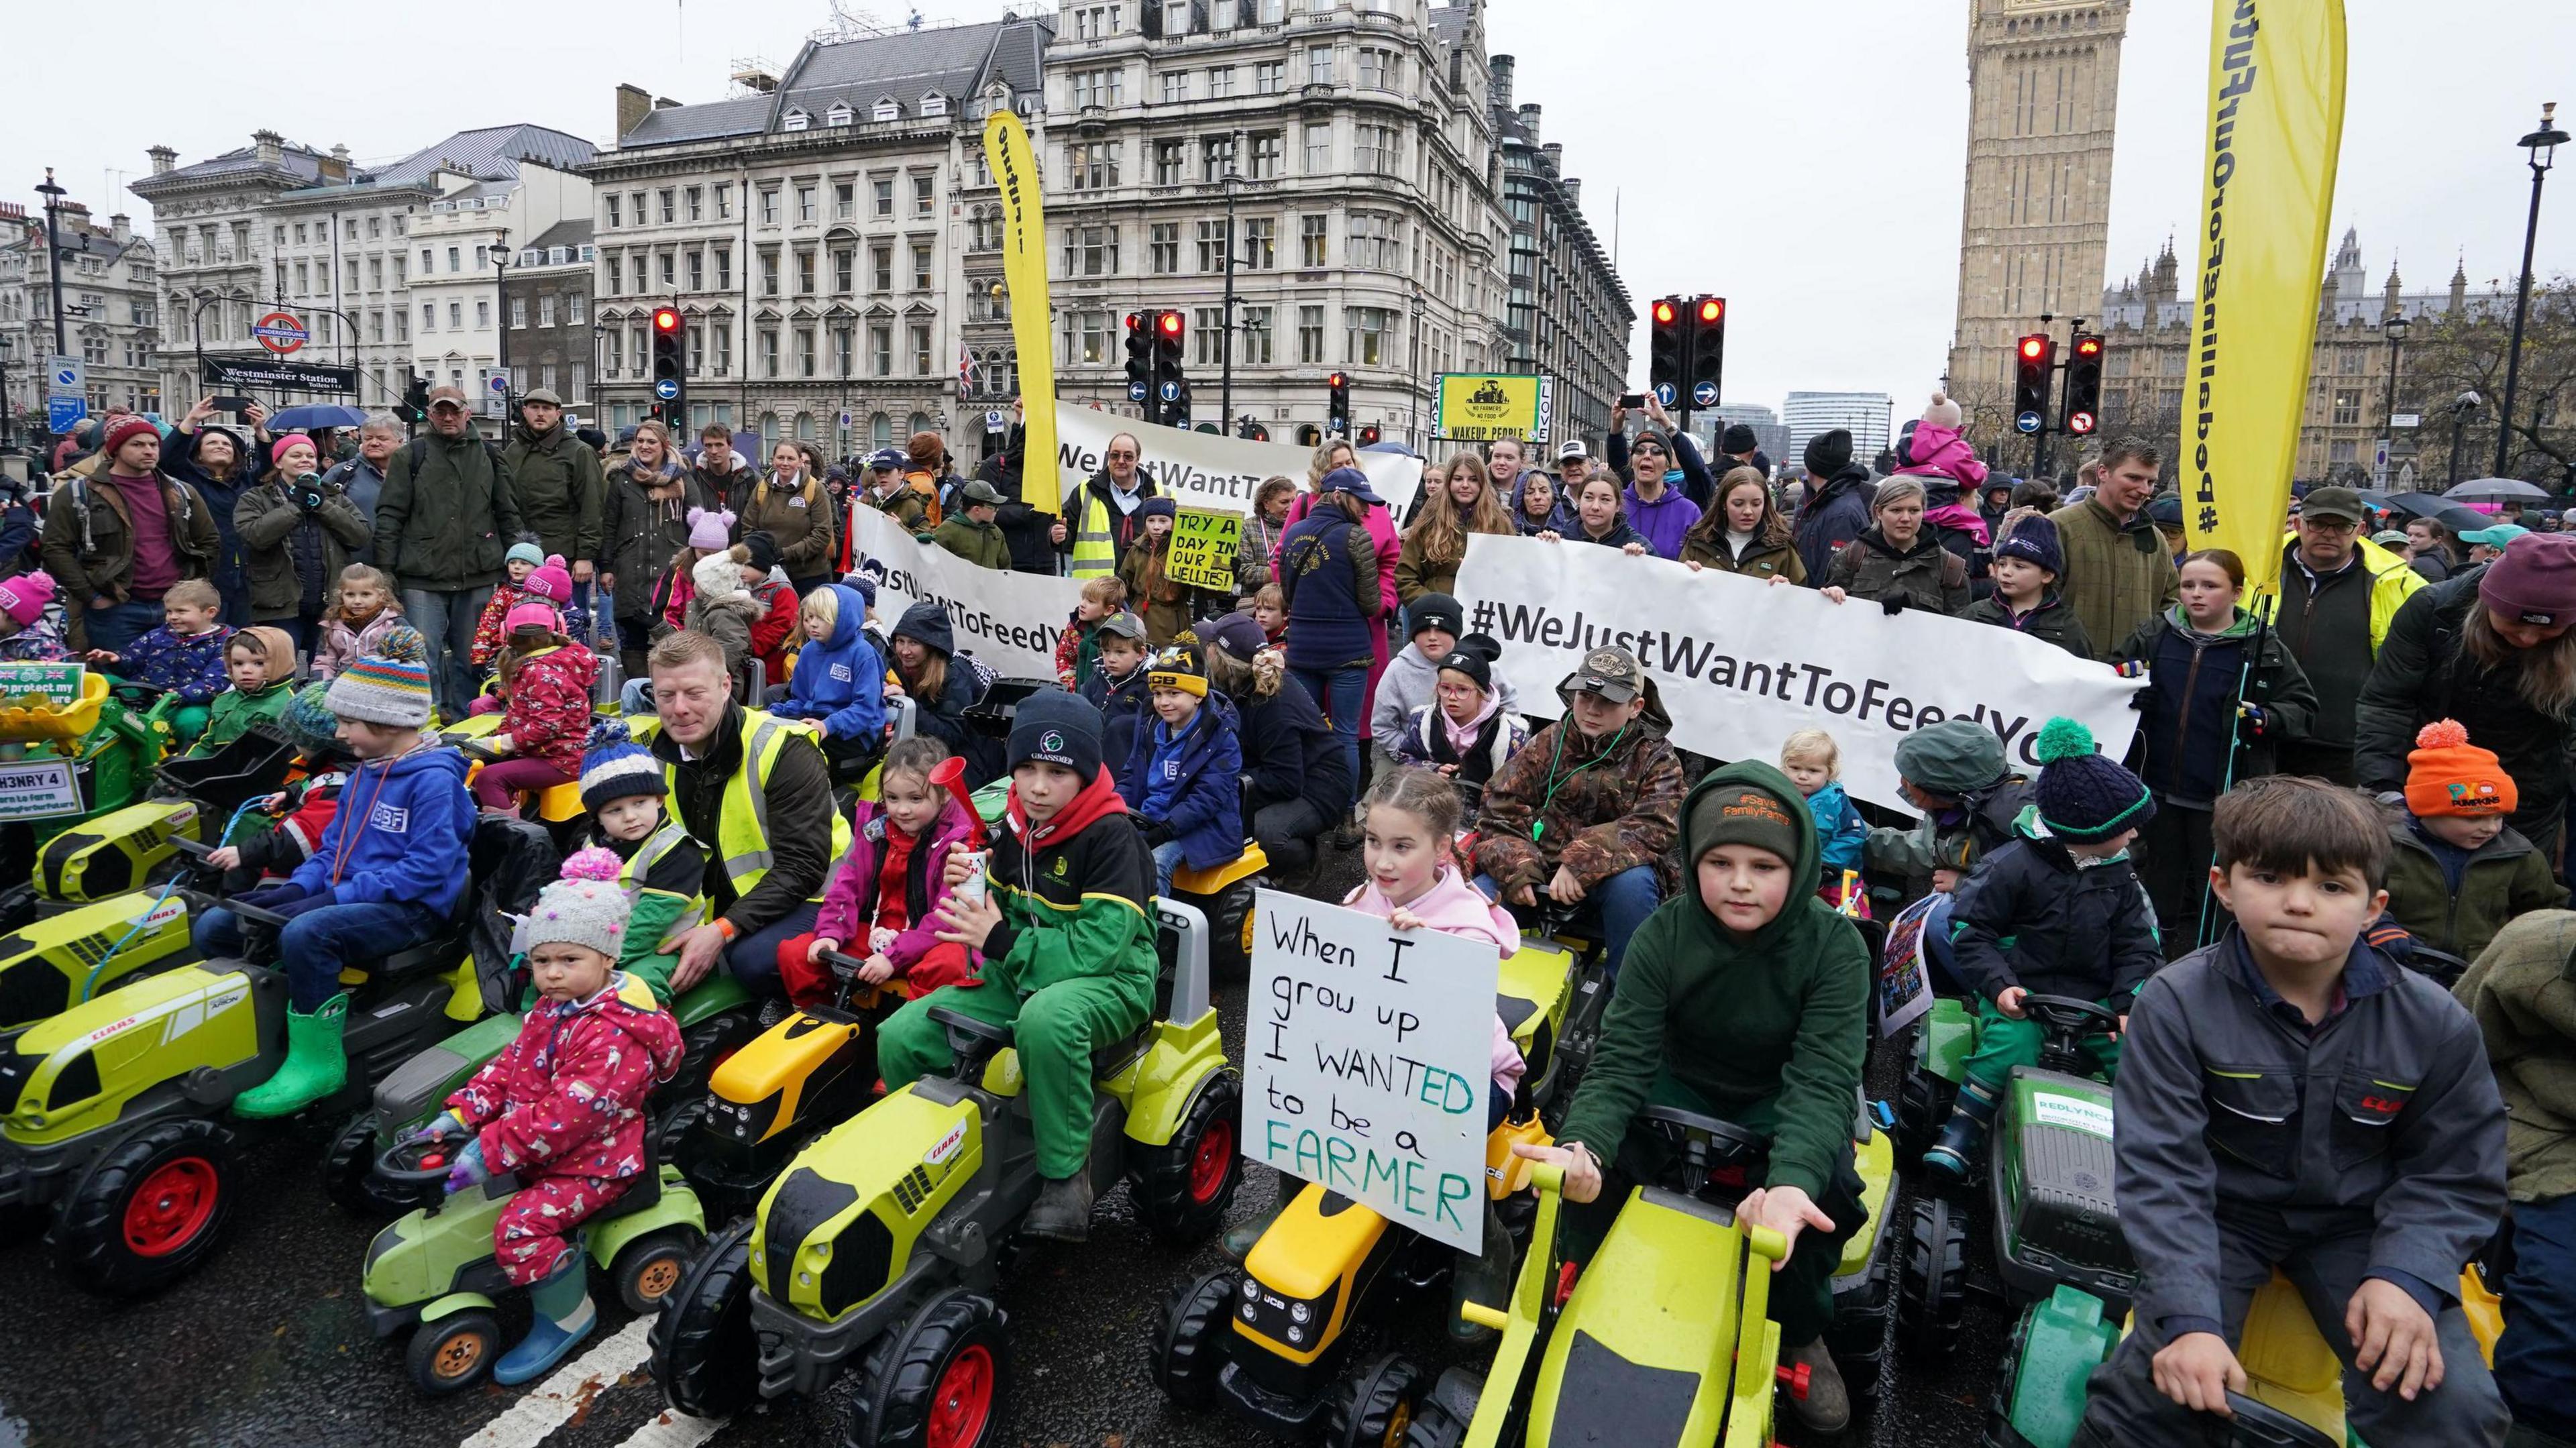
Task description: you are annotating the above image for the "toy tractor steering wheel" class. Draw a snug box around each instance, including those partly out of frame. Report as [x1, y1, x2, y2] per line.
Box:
[2217, 1390, 2343, 1448]
[2023, 994, 2121, 1074]
[224, 897, 293, 929]
[926, 1005, 1014, 1080]
[375, 1135, 463, 1188]
[816, 948, 877, 1011]
[453, 738, 500, 764]
[1638, 1105, 1768, 1200]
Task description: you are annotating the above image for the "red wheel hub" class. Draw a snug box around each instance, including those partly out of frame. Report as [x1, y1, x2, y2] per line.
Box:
[1188, 1117, 1235, 1204]
[123, 1157, 219, 1258]
[927, 1342, 994, 1448]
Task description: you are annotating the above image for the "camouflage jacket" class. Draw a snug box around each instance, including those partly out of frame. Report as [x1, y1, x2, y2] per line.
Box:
[1472, 717, 1686, 897]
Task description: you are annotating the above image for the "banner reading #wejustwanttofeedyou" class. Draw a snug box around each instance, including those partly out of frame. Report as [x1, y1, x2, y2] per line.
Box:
[1451, 535, 2144, 816]
[855, 508, 1083, 681]
[1054, 404, 1424, 523]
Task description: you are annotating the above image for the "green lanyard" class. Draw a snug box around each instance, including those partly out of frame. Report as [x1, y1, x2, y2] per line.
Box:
[1527, 722, 1628, 842]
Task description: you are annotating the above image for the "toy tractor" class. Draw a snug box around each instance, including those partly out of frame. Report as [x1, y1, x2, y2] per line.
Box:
[1400, 1109, 1804, 1448]
[0, 817, 551, 1296]
[650, 899, 1241, 1447]
[0, 670, 175, 927]
[1901, 995, 2131, 1361]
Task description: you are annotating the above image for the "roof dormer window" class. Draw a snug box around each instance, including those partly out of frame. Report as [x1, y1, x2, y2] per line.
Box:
[782, 107, 811, 132]
[826, 101, 855, 126]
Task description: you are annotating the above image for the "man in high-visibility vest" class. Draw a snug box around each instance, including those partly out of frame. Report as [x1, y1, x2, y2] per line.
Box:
[645, 628, 846, 998]
[1063, 431, 1159, 579]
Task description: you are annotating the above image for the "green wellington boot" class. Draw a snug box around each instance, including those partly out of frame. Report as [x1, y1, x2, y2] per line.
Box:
[234, 993, 351, 1119]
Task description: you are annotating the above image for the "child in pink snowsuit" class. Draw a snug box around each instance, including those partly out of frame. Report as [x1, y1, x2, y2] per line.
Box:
[425, 847, 683, 1385]
[1894, 390, 1990, 488]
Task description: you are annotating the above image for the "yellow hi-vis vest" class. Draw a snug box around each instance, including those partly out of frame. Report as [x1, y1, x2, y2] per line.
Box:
[663, 710, 852, 900]
[618, 819, 709, 936]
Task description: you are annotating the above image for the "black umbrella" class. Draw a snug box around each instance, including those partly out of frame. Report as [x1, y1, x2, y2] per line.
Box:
[2445, 477, 2553, 502]
[2381, 493, 2493, 533]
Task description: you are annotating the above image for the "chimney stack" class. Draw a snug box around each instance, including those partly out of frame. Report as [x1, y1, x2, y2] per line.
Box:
[1540, 142, 1562, 174]
[1563, 177, 1581, 207]
[111, 214, 130, 243]
[253, 129, 283, 168]
[616, 82, 653, 141]
[1515, 103, 1540, 147]
[318, 144, 351, 184]
[147, 145, 177, 176]
[1489, 53, 1515, 111]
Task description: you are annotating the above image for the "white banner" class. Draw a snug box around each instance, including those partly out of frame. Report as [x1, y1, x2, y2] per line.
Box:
[1247, 889, 1497, 1255]
[0, 759, 82, 820]
[1054, 404, 1424, 522]
[853, 510, 1082, 681]
[1451, 536, 2143, 814]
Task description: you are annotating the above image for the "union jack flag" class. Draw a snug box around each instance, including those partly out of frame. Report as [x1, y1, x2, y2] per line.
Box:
[957, 340, 977, 396]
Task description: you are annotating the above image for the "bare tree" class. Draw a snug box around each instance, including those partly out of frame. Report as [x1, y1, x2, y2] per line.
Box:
[2403, 276, 2576, 486]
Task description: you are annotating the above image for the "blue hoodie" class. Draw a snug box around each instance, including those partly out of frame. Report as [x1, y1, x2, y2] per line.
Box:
[290, 744, 474, 915]
[1120, 693, 1244, 871]
[1804, 780, 1868, 877]
[779, 583, 886, 740]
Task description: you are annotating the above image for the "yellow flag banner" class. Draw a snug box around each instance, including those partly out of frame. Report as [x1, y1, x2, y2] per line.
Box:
[984, 108, 1059, 516]
[2181, 0, 2347, 594]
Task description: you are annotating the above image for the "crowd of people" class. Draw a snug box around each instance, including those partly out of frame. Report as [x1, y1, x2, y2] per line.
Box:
[7, 387, 2576, 1445]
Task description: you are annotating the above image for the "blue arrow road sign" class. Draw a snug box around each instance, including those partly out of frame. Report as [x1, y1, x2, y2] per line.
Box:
[2016, 410, 2044, 435]
[1692, 381, 1719, 407]
[655, 379, 680, 401]
[48, 397, 87, 433]
[1159, 381, 1181, 403]
[1653, 382, 1677, 408]
[1128, 382, 1148, 403]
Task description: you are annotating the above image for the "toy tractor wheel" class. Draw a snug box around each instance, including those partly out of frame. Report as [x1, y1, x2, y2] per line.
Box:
[1401, 1367, 1481, 1448]
[1896, 1067, 1955, 1167]
[1148, 1268, 1239, 1408]
[321, 1109, 434, 1217]
[1900, 1195, 1966, 1360]
[407, 1310, 502, 1395]
[849, 1287, 1011, 1448]
[1205, 879, 1257, 981]
[649, 1219, 762, 1420]
[655, 1096, 710, 1182]
[1324, 1350, 1423, 1448]
[1130, 1072, 1243, 1244]
[52, 1117, 239, 1297]
[611, 1225, 704, 1314]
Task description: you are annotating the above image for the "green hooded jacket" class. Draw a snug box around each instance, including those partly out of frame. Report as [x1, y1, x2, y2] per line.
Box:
[1554, 761, 1871, 1201]
[2453, 909, 2576, 1203]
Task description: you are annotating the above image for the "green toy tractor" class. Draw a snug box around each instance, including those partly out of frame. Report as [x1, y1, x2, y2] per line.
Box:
[0, 818, 551, 1296]
[361, 1117, 709, 1394]
[1899, 995, 2132, 1359]
[649, 897, 1242, 1446]
[0, 671, 180, 926]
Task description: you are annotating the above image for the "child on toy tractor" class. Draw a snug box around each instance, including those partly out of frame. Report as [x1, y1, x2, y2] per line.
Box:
[1864, 717, 2035, 909]
[407, 849, 684, 1384]
[872, 687, 1157, 1243]
[781, 736, 979, 1007]
[1924, 718, 2160, 1180]
[1513, 761, 1872, 1437]
[201, 679, 355, 893]
[2077, 777, 2511, 1447]
[192, 625, 298, 756]
[85, 579, 231, 746]
[574, 722, 712, 1004]
[193, 649, 474, 1118]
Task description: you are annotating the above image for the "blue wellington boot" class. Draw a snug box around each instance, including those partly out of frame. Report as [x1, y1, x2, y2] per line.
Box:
[494, 1253, 596, 1386]
[1921, 1079, 1999, 1182]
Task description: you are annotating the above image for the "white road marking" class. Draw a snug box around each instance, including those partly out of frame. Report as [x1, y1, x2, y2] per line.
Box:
[608, 1408, 730, 1448]
[460, 1315, 655, 1448]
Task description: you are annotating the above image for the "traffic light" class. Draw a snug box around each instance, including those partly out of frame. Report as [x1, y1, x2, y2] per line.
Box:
[2012, 333, 2055, 431]
[1358, 424, 1381, 447]
[649, 307, 686, 427]
[1684, 295, 1725, 414]
[1648, 297, 1683, 407]
[1151, 309, 1187, 426]
[1123, 312, 1152, 400]
[2062, 333, 2104, 436]
[397, 372, 429, 425]
[1326, 371, 1350, 437]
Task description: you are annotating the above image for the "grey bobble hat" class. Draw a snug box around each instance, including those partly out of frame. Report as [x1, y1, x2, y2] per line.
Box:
[518, 847, 635, 960]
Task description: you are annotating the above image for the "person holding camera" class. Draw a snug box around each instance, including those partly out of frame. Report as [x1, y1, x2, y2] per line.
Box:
[238, 433, 376, 657]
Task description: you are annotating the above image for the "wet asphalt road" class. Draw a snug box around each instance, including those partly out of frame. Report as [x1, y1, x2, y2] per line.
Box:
[0, 841, 2012, 1448]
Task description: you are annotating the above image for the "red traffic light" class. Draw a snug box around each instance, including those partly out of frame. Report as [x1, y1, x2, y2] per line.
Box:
[1697, 298, 1723, 324]
[1157, 311, 1184, 338]
[2019, 335, 2047, 360]
[1125, 313, 1141, 331]
[1327, 372, 1347, 389]
[653, 308, 682, 333]
[1652, 300, 1676, 325]
[2074, 336, 2102, 358]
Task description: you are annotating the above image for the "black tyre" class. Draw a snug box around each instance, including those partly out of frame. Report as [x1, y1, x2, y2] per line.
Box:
[407, 1309, 501, 1395]
[610, 1225, 702, 1314]
[1899, 1195, 1966, 1360]
[655, 1095, 710, 1184]
[1130, 1072, 1242, 1244]
[1895, 1066, 1956, 1168]
[52, 1117, 238, 1297]
[321, 1109, 434, 1217]
[1148, 1268, 1238, 1408]
[1324, 1350, 1422, 1448]
[649, 1219, 762, 1419]
[1401, 1368, 1482, 1448]
[849, 1287, 1010, 1448]
[1205, 879, 1256, 981]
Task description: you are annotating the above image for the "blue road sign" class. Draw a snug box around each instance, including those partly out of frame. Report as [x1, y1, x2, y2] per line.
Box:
[1159, 380, 1181, 403]
[655, 379, 681, 401]
[1128, 382, 1148, 403]
[48, 397, 87, 433]
[2015, 410, 2044, 435]
[1653, 382, 1677, 408]
[1691, 381, 1719, 407]
[50, 364, 80, 391]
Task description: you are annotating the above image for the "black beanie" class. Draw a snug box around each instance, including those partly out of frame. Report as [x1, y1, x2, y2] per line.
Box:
[1436, 648, 1491, 693]
[1008, 688, 1104, 780]
[1410, 593, 1462, 641]
[1721, 424, 1758, 455]
[1804, 429, 1854, 479]
[741, 529, 781, 576]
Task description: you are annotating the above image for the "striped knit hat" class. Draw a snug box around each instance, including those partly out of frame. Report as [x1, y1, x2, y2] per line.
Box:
[580, 719, 665, 811]
[278, 681, 347, 757]
[325, 653, 435, 728]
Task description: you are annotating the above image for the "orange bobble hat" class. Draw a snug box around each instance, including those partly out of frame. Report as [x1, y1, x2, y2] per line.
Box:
[2403, 718, 2517, 818]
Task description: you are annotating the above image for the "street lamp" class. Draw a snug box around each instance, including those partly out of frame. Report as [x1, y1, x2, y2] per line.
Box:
[490, 228, 512, 430]
[1218, 133, 1244, 429]
[2449, 389, 2482, 489]
[1407, 287, 1427, 449]
[2495, 103, 2569, 478]
[35, 168, 68, 358]
[2379, 313, 2409, 486]
[0, 335, 14, 449]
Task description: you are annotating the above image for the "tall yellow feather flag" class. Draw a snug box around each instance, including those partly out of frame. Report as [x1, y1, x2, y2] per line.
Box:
[2180, 0, 2347, 595]
[983, 108, 1059, 516]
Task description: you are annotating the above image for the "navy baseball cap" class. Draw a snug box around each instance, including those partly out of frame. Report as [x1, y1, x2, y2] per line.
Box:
[867, 447, 905, 470]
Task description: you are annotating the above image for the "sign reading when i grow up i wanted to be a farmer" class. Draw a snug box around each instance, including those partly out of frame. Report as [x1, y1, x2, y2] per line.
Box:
[1245, 891, 1501, 1256]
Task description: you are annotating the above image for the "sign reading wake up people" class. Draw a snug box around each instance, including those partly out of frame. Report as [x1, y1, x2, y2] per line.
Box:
[1246, 891, 1498, 1254]
[1432, 373, 1551, 445]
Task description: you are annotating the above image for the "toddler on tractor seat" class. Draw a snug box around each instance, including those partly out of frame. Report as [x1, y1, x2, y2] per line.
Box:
[201, 679, 356, 893]
[778, 737, 979, 1010]
[574, 723, 712, 1005]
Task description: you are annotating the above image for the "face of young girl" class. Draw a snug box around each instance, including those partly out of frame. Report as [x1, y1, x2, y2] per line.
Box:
[1436, 673, 1483, 723]
[1363, 804, 1442, 905]
[1578, 482, 1617, 532]
[1697, 843, 1792, 936]
[1878, 496, 1924, 546]
[1725, 486, 1767, 533]
[881, 771, 942, 837]
[341, 581, 386, 618]
[1781, 755, 1831, 796]
[894, 637, 927, 671]
[507, 558, 535, 585]
[527, 940, 613, 1003]
[2178, 560, 2241, 628]
[1146, 514, 1173, 540]
[1448, 471, 1482, 508]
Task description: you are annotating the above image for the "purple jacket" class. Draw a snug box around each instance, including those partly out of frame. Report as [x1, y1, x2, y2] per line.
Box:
[814, 795, 981, 976]
[1621, 484, 1703, 561]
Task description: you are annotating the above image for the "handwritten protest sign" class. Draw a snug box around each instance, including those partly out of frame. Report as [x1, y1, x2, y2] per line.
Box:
[1246, 889, 1499, 1254]
[1164, 507, 1241, 592]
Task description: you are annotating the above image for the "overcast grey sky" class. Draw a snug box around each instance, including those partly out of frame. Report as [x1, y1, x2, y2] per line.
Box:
[8, 0, 2573, 416]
